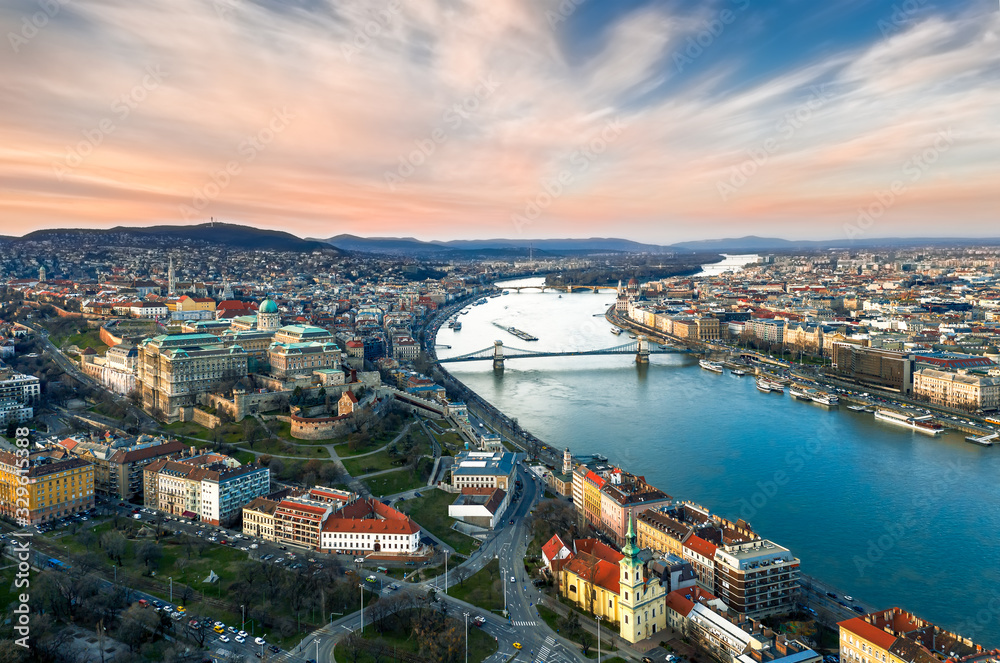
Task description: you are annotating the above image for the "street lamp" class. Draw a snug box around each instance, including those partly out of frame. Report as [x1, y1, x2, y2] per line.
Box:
[241, 604, 245, 631]
[444, 550, 449, 594]
[168, 577, 173, 603]
[597, 615, 603, 662]
[314, 637, 320, 661]
[464, 612, 469, 663]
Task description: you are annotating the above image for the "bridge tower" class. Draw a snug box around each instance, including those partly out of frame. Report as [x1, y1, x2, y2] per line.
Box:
[493, 340, 504, 370]
[636, 335, 650, 364]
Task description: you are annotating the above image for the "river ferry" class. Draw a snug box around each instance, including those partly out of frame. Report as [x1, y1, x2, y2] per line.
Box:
[610, 328, 622, 336]
[757, 378, 785, 394]
[874, 409, 944, 435]
[699, 360, 724, 373]
[810, 391, 839, 406]
[846, 405, 867, 412]
[789, 385, 814, 401]
[731, 368, 746, 376]
[755, 377, 784, 393]
[452, 321, 462, 331]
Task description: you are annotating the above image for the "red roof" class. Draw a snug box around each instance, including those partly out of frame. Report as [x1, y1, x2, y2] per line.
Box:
[838, 617, 898, 651]
[585, 470, 606, 488]
[542, 534, 569, 563]
[59, 438, 78, 451]
[683, 534, 717, 559]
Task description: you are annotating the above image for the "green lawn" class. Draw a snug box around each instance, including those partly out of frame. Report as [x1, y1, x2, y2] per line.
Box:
[448, 559, 505, 613]
[342, 449, 410, 476]
[66, 328, 108, 354]
[537, 605, 613, 658]
[397, 488, 479, 555]
[241, 436, 329, 458]
[333, 609, 497, 663]
[362, 458, 434, 496]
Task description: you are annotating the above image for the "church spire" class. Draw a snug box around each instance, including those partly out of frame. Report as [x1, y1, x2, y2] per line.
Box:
[622, 512, 641, 558]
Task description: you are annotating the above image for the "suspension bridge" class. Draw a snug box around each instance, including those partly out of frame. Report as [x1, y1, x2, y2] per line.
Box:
[436, 337, 692, 368]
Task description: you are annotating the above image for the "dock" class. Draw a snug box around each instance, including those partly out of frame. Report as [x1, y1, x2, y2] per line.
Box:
[491, 321, 538, 341]
[966, 432, 997, 446]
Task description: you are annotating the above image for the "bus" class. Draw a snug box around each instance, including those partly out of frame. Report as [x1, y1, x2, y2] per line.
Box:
[986, 417, 1000, 427]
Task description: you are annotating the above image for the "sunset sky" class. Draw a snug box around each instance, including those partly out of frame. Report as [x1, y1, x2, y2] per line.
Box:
[1, 0, 997, 243]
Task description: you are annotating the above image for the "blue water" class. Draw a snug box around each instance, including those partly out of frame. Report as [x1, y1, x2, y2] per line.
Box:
[437, 278, 1000, 646]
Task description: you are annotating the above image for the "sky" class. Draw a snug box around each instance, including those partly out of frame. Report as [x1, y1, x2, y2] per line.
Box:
[1, 0, 998, 243]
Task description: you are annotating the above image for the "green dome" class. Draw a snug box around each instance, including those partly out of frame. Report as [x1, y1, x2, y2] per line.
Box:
[259, 298, 278, 314]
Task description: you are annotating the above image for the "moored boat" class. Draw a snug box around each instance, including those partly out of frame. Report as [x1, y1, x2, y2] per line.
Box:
[811, 391, 839, 406]
[755, 377, 784, 393]
[731, 368, 746, 376]
[790, 385, 814, 401]
[699, 360, 724, 373]
[874, 409, 944, 436]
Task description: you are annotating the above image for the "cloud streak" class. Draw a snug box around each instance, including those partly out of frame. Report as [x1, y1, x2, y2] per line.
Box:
[0, 0, 997, 241]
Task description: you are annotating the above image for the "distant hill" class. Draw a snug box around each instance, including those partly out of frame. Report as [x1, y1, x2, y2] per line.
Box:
[321, 234, 677, 256]
[10, 223, 335, 252]
[671, 235, 1000, 252]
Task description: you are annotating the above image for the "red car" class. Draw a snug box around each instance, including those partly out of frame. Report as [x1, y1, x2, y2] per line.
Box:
[219, 540, 227, 545]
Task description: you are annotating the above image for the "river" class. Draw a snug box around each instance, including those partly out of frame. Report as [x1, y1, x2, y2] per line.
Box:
[436, 276, 1000, 647]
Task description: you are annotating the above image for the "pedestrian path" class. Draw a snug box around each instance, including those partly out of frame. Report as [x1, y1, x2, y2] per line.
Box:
[535, 635, 556, 662]
[511, 620, 537, 627]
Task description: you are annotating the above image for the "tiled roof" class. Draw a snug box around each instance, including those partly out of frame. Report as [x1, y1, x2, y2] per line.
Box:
[838, 617, 898, 651]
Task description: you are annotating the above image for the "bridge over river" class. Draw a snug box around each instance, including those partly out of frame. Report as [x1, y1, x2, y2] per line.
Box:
[436, 337, 692, 368]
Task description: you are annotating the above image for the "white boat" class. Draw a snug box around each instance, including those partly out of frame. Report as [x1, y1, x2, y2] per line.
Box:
[846, 405, 867, 412]
[874, 409, 944, 436]
[699, 360, 724, 373]
[611, 328, 622, 336]
[731, 368, 746, 376]
[965, 432, 996, 446]
[628, 333, 638, 339]
[452, 322, 462, 331]
[811, 392, 839, 406]
[755, 377, 784, 393]
[789, 385, 814, 401]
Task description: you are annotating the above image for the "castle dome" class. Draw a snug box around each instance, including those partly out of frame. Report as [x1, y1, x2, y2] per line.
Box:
[259, 298, 278, 314]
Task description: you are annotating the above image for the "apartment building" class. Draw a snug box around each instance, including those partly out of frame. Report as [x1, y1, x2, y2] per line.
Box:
[913, 368, 1000, 412]
[273, 497, 334, 549]
[599, 475, 672, 546]
[242, 497, 278, 539]
[832, 344, 912, 394]
[713, 539, 801, 619]
[0, 450, 94, 524]
[839, 608, 995, 663]
[0, 368, 40, 425]
[144, 454, 269, 525]
[65, 435, 186, 500]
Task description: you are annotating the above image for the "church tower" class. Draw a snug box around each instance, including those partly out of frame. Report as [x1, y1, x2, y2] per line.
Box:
[168, 257, 176, 295]
[38, 265, 46, 283]
[562, 448, 572, 475]
[619, 514, 645, 643]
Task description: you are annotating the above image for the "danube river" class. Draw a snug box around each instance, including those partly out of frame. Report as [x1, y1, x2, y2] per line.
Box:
[437, 277, 1000, 646]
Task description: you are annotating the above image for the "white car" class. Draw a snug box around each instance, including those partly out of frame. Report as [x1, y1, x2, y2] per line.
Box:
[235, 635, 246, 644]
[214, 621, 224, 628]
[132, 514, 141, 520]
[255, 637, 266, 646]
[219, 635, 230, 643]
[250, 543, 258, 549]
[510, 576, 515, 583]
[238, 630, 248, 638]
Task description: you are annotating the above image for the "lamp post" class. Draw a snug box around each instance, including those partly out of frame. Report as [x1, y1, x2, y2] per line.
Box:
[314, 637, 320, 661]
[168, 577, 173, 603]
[360, 582, 364, 633]
[241, 604, 245, 631]
[464, 612, 469, 663]
[597, 615, 603, 662]
[445, 550, 449, 594]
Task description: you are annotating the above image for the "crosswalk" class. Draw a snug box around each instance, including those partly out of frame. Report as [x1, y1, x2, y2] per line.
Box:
[534, 635, 556, 662]
[511, 620, 536, 627]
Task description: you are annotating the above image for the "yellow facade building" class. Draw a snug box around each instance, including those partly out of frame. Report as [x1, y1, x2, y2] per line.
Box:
[0, 450, 95, 525]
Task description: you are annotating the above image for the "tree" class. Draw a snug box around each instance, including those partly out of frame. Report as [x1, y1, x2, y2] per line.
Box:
[117, 605, 157, 652]
[243, 417, 261, 449]
[454, 566, 470, 587]
[100, 530, 127, 565]
[136, 540, 162, 573]
[340, 632, 365, 663]
[580, 629, 594, 655]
